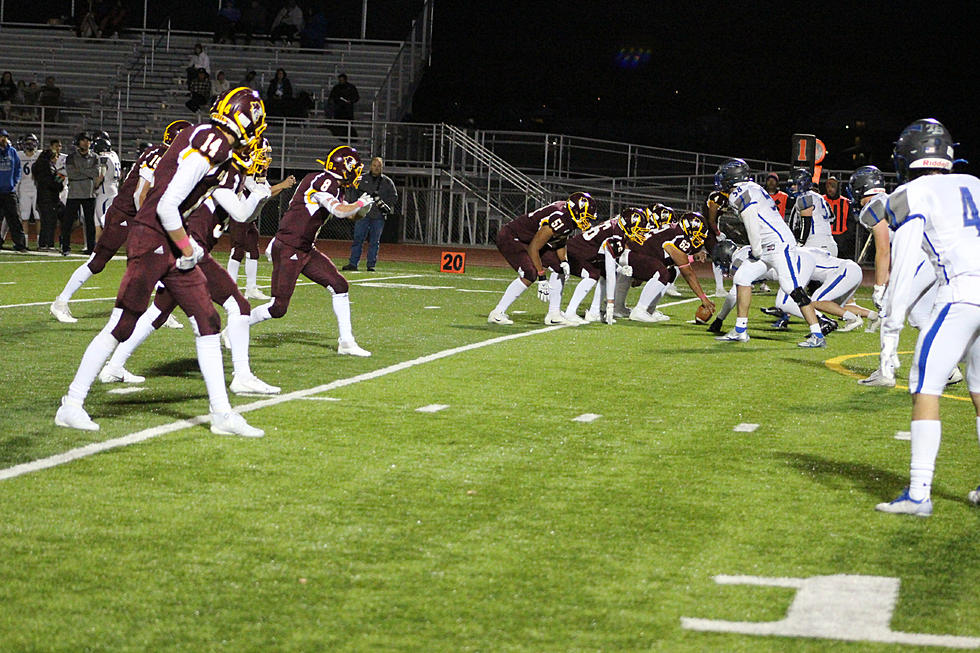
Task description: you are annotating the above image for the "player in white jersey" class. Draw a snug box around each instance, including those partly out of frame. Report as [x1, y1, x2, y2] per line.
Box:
[873, 119, 980, 517]
[772, 247, 877, 331]
[92, 133, 120, 240]
[788, 167, 837, 255]
[15, 133, 40, 247]
[711, 158, 826, 347]
[704, 240, 777, 334]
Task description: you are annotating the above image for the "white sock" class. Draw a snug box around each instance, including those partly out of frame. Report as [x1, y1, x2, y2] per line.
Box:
[564, 276, 596, 316]
[57, 262, 94, 303]
[589, 277, 603, 313]
[735, 316, 748, 332]
[332, 292, 354, 342]
[635, 278, 666, 312]
[66, 308, 122, 404]
[245, 256, 258, 289]
[718, 290, 737, 320]
[548, 272, 563, 313]
[809, 323, 823, 336]
[197, 334, 231, 414]
[713, 263, 725, 292]
[614, 274, 631, 312]
[494, 278, 527, 313]
[249, 301, 273, 326]
[909, 419, 942, 501]
[107, 304, 161, 370]
[227, 253, 241, 282]
[223, 297, 251, 377]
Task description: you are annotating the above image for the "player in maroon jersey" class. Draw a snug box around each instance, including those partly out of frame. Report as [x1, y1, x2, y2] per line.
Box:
[55, 87, 268, 437]
[488, 192, 595, 325]
[616, 212, 715, 322]
[248, 144, 374, 357]
[99, 145, 286, 395]
[50, 120, 193, 324]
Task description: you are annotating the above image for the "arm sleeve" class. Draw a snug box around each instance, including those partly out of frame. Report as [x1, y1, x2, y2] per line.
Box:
[881, 218, 926, 337]
[212, 186, 268, 223]
[156, 152, 212, 231]
[318, 191, 361, 218]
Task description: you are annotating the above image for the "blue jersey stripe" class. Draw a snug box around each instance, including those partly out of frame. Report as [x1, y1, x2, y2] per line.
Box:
[783, 247, 799, 287]
[816, 270, 847, 300]
[914, 303, 953, 394]
[759, 215, 786, 242]
[922, 233, 950, 283]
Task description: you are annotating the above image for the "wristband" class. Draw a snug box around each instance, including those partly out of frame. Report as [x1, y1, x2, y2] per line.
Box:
[355, 200, 365, 208]
[677, 262, 691, 269]
[175, 236, 191, 252]
[697, 293, 707, 301]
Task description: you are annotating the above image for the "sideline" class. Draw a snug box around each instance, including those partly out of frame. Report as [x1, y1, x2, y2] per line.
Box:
[824, 351, 970, 403]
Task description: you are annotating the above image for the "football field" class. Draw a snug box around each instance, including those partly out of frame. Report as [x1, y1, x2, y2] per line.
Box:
[2, 250, 980, 651]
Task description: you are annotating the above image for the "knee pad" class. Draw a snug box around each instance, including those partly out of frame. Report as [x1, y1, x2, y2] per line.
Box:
[790, 286, 812, 307]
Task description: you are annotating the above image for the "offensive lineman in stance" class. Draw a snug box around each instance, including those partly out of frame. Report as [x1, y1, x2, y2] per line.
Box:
[248, 145, 374, 357]
[488, 192, 595, 325]
[55, 88, 267, 437]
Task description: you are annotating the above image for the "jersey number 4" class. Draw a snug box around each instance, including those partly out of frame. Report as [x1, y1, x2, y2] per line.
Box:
[961, 187, 980, 234]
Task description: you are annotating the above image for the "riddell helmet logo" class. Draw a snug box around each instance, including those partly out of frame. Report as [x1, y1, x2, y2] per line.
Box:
[343, 155, 358, 172]
[579, 198, 588, 210]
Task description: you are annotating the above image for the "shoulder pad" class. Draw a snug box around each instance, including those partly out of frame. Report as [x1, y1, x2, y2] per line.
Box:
[188, 127, 233, 164]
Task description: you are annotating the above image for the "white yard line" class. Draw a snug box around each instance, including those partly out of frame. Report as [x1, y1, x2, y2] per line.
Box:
[416, 404, 449, 413]
[0, 324, 567, 481]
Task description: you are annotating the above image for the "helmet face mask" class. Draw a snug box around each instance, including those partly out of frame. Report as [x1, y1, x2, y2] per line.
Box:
[163, 119, 193, 146]
[678, 211, 708, 250]
[21, 133, 38, 151]
[714, 158, 751, 191]
[317, 145, 363, 188]
[618, 207, 650, 244]
[893, 118, 955, 183]
[566, 191, 595, 230]
[247, 138, 272, 177]
[788, 167, 812, 197]
[92, 136, 111, 154]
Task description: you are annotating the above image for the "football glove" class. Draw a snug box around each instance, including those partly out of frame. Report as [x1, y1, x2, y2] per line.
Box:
[536, 279, 550, 302]
[560, 261, 571, 279]
[605, 301, 616, 325]
[872, 284, 886, 310]
[176, 238, 205, 271]
[356, 192, 375, 208]
[617, 263, 633, 277]
[265, 237, 276, 262]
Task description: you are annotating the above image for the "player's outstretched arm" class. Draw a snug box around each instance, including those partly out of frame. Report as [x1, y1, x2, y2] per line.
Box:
[665, 242, 714, 312]
[526, 225, 555, 282]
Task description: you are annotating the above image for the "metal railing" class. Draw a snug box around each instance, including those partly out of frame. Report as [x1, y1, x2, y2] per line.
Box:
[370, 0, 433, 122]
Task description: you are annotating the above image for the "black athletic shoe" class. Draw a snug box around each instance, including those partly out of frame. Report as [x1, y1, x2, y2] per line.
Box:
[341, 264, 357, 271]
[760, 306, 783, 317]
[366, 266, 375, 271]
[819, 315, 838, 335]
[707, 318, 724, 334]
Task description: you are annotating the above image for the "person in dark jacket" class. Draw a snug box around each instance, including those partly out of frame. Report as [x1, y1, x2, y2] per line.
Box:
[35, 143, 66, 250]
[343, 157, 397, 271]
[0, 128, 27, 250]
[266, 68, 292, 116]
[64, 133, 101, 254]
[328, 73, 359, 120]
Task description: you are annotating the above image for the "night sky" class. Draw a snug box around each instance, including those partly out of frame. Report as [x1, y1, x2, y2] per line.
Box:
[411, 1, 979, 175]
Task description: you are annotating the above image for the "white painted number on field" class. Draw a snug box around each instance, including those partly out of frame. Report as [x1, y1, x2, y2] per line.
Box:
[682, 574, 980, 648]
[733, 423, 759, 432]
[416, 404, 449, 413]
[572, 413, 601, 423]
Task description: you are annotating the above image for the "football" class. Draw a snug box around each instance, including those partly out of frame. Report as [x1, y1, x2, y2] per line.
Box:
[694, 304, 713, 324]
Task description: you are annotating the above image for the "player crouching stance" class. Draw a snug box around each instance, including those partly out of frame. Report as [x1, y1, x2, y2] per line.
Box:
[55, 87, 267, 437]
[248, 145, 372, 356]
[873, 120, 980, 516]
[488, 192, 595, 325]
[712, 158, 826, 347]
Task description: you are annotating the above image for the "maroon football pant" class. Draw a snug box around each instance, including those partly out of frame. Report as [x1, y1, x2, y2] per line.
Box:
[229, 219, 259, 261]
[496, 228, 562, 279]
[150, 253, 251, 328]
[87, 205, 130, 274]
[265, 240, 348, 318]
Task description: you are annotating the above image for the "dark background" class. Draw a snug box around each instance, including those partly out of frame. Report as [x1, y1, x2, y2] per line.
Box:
[8, 1, 977, 174]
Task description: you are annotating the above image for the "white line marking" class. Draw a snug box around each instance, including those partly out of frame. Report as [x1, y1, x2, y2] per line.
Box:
[416, 404, 449, 413]
[107, 387, 146, 395]
[424, 306, 441, 309]
[734, 423, 759, 432]
[0, 281, 15, 285]
[79, 287, 101, 291]
[0, 324, 569, 481]
[572, 413, 601, 423]
[894, 431, 911, 441]
[454, 288, 499, 294]
[511, 310, 527, 314]
[299, 396, 341, 401]
[357, 282, 455, 290]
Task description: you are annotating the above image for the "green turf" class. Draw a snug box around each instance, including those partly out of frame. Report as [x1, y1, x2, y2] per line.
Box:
[2, 251, 980, 651]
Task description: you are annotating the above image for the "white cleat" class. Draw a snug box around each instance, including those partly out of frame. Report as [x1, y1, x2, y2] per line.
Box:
[50, 299, 77, 323]
[629, 308, 659, 323]
[338, 339, 372, 357]
[947, 367, 964, 386]
[210, 410, 264, 437]
[487, 310, 514, 325]
[583, 309, 602, 323]
[968, 485, 980, 506]
[245, 286, 270, 300]
[664, 283, 682, 297]
[865, 315, 881, 333]
[544, 310, 567, 325]
[162, 313, 183, 329]
[649, 310, 670, 322]
[839, 316, 864, 332]
[716, 328, 749, 342]
[98, 365, 146, 384]
[714, 288, 729, 298]
[562, 312, 587, 325]
[55, 397, 99, 431]
[230, 372, 281, 395]
[858, 368, 896, 387]
[758, 283, 771, 293]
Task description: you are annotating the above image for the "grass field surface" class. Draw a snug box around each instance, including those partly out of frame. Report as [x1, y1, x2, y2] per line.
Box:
[2, 249, 980, 651]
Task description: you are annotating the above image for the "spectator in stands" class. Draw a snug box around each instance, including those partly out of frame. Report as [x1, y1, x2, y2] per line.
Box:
[186, 43, 211, 87]
[76, 0, 100, 37]
[300, 4, 328, 49]
[343, 157, 397, 272]
[823, 176, 853, 258]
[214, 0, 241, 44]
[186, 69, 212, 112]
[35, 144, 65, 251]
[241, 70, 260, 92]
[24, 81, 40, 116]
[0, 129, 28, 252]
[0, 72, 16, 120]
[39, 76, 62, 121]
[266, 68, 293, 116]
[239, 0, 268, 44]
[65, 133, 101, 255]
[99, 0, 128, 39]
[328, 73, 359, 120]
[213, 70, 230, 97]
[270, 0, 303, 44]
[764, 172, 790, 219]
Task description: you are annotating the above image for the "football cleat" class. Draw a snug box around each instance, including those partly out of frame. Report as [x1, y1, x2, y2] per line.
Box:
[613, 307, 631, 319]
[162, 313, 183, 329]
[770, 316, 790, 330]
[706, 318, 724, 334]
[716, 329, 749, 342]
[210, 410, 264, 438]
[245, 286, 270, 300]
[55, 397, 99, 431]
[947, 367, 964, 386]
[840, 316, 864, 332]
[562, 312, 587, 326]
[230, 372, 280, 395]
[663, 283, 682, 298]
[487, 310, 514, 325]
[760, 306, 784, 317]
[714, 288, 729, 298]
[875, 487, 932, 517]
[98, 366, 145, 384]
[338, 339, 371, 357]
[798, 333, 827, 348]
[583, 309, 603, 323]
[544, 310, 567, 325]
[649, 310, 670, 322]
[968, 485, 980, 506]
[629, 308, 659, 323]
[858, 369, 896, 387]
[50, 299, 77, 323]
[865, 315, 881, 332]
[818, 315, 838, 335]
